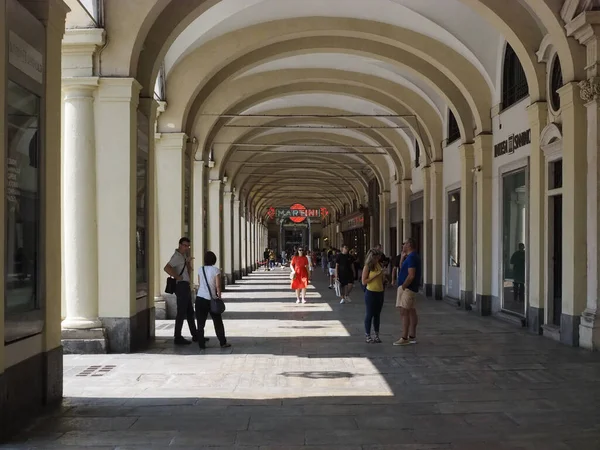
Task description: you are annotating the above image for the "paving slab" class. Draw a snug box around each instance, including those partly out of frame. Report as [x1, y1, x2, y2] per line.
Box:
[3, 269, 600, 448]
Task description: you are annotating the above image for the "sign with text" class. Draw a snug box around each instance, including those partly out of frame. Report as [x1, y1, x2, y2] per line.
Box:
[494, 129, 531, 158]
[271, 204, 330, 223]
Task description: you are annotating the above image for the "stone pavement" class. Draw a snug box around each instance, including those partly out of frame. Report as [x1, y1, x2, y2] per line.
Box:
[4, 269, 600, 449]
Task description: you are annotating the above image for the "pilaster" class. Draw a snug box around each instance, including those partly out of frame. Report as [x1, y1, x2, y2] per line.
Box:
[557, 82, 587, 347]
[568, 10, 600, 349]
[474, 134, 493, 316]
[430, 161, 444, 300]
[526, 101, 548, 334]
[95, 77, 143, 352]
[459, 144, 475, 310]
[399, 180, 411, 242]
[155, 132, 186, 295]
[61, 28, 105, 77]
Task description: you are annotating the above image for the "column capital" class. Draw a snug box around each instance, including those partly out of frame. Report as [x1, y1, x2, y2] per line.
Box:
[61, 28, 105, 78]
[526, 101, 549, 124]
[97, 78, 142, 105]
[223, 190, 234, 199]
[459, 143, 475, 162]
[557, 81, 583, 109]
[155, 132, 188, 152]
[62, 77, 99, 94]
[579, 77, 600, 104]
[430, 160, 443, 174]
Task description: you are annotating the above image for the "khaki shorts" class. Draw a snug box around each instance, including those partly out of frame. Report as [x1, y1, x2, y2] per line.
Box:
[396, 287, 417, 309]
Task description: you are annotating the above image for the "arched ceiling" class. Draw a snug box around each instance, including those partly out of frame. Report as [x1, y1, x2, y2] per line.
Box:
[110, 0, 585, 218]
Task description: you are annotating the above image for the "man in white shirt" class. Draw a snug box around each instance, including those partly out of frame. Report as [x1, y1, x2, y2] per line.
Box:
[164, 237, 200, 345]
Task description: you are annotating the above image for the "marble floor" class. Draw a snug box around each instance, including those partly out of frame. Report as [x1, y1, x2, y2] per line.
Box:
[3, 269, 600, 449]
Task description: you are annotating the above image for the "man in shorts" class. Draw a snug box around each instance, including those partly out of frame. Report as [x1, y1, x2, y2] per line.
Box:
[336, 245, 355, 304]
[394, 238, 421, 346]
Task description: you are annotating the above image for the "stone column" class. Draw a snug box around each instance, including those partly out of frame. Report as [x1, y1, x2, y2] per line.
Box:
[241, 207, 248, 274]
[233, 197, 241, 280]
[459, 144, 475, 310]
[155, 133, 185, 293]
[430, 162, 444, 300]
[223, 190, 234, 284]
[207, 178, 222, 265]
[474, 134, 493, 316]
[399, 180, 411, 242]
[557, 82, 587, 346]
[61, 79, 102, 330]
[379, 191, 391, 255]
[395, 182, 403, 255]
[526, 102, 548, 333]
[422, 166, 433, 297]
[192, 161, 206, 266]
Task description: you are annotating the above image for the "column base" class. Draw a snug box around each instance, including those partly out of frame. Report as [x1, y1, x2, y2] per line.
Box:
[100, 307, 155, 353]
[527, 306, 544, 335]
[434, 284, 443, 301]
[224, 273, 233, 285]
[0, 346, 63, 441]
[476, 294, 492, 316]
[62, 328, 107, 354]
[234, 270, 241, 281]
[460, 290, 474, 311]
[560, 313, 581, 347]
[579, 309, 600, 350]
[155, 296, 167, 320]
[424, 284, 433, 297]
[61, 317, 103, 329]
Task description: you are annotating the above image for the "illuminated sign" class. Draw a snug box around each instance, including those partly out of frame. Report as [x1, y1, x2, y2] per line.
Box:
[272, 204, 329, 223]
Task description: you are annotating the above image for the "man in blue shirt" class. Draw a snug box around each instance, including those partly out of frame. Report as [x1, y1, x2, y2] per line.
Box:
[394, 238, 421, 346]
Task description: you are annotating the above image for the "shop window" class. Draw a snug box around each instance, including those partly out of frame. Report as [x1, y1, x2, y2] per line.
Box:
[550, 55, 563, 112]
[447, 110, 460, 144]
[5, 81, 41, 315]
[136, 156, 147, 284]
[549, 159, 563, 190]
[502, 169, 528, 316]
[501, 43, 529, 110]
[447, 191, 460, 267]
[415, 141, 421, 168]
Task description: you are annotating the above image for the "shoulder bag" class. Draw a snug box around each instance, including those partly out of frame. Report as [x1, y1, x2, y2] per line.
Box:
[165, 259, 186, 294]
[202, 267, 226, 314]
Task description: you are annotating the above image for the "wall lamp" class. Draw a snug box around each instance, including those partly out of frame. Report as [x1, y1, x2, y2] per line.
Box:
[471, 165, 482, 173]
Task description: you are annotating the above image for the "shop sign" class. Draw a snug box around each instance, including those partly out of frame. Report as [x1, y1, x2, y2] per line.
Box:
[9, 31, 43, 84]
[494, 129, 531, 158]
[272, 204, 329, 223]
[341, 213, 365, 232]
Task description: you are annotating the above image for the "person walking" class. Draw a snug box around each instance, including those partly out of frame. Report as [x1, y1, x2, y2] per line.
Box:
[164, 237, 198, 345]
[336, 245, 355, 304]
[291, 247, 310, 303]
[362, 249, 385, 343]
[196, 251, 231, 349]
[394, 238, 422, 346]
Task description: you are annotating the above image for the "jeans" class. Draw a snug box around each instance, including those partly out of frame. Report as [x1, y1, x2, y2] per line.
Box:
[175, 281, 197, 339]
[195, 297, 227, 346]
[364, 289, 385, 335]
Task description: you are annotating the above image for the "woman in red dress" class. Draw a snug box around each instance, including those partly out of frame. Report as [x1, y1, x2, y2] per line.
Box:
[291, 247, 310, 303]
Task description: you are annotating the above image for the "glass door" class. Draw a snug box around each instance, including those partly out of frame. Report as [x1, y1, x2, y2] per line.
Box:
[501, 169, 528, 316]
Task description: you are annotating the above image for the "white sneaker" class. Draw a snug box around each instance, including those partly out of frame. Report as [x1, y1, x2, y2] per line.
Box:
[340, 298, 345, 304]
[346, 296, 352, 303]
[296, 299, 301, 304]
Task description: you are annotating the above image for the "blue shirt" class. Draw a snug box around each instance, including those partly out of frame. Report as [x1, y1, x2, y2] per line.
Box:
[397, 252, 421, 292]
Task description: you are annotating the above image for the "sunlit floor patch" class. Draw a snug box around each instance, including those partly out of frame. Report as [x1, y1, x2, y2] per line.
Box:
[63, 354, 393, 400]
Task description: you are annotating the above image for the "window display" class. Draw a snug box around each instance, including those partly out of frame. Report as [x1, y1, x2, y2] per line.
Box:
[502, 169, 527, 315]
[5, 80, 41, 315]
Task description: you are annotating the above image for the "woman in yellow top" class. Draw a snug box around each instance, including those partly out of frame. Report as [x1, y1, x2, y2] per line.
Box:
[361, 249, 385, 343]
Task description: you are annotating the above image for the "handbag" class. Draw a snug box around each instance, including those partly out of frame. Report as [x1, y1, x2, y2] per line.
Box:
[165, 260, 186, 294]
[202, 267, 226, 314]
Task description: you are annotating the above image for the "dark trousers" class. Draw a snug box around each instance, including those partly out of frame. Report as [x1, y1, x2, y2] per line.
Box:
[364, 289, 385, 335]
[175, 281, 197, 339]
[195, 297, 227, 346]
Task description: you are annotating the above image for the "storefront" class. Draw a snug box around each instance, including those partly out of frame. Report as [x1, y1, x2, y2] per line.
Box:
[446, 189, 461, 300]
[410, 194, 423, 255]
[341, 210, 368, 261]
[1, 0, 66, 439]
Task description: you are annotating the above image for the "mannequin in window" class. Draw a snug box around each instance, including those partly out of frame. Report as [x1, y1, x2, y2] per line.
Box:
[510, 243, 526, 302]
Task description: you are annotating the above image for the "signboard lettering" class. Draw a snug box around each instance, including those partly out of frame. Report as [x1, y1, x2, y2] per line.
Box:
[494, 129, 531, 158]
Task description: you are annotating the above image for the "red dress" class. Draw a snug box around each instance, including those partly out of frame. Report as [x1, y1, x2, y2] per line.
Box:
[291, 255, 310, 289]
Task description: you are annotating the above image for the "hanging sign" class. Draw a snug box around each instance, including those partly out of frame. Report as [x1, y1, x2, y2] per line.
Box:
[271, 204, 329, 223]
[494, 129, 531, 158]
